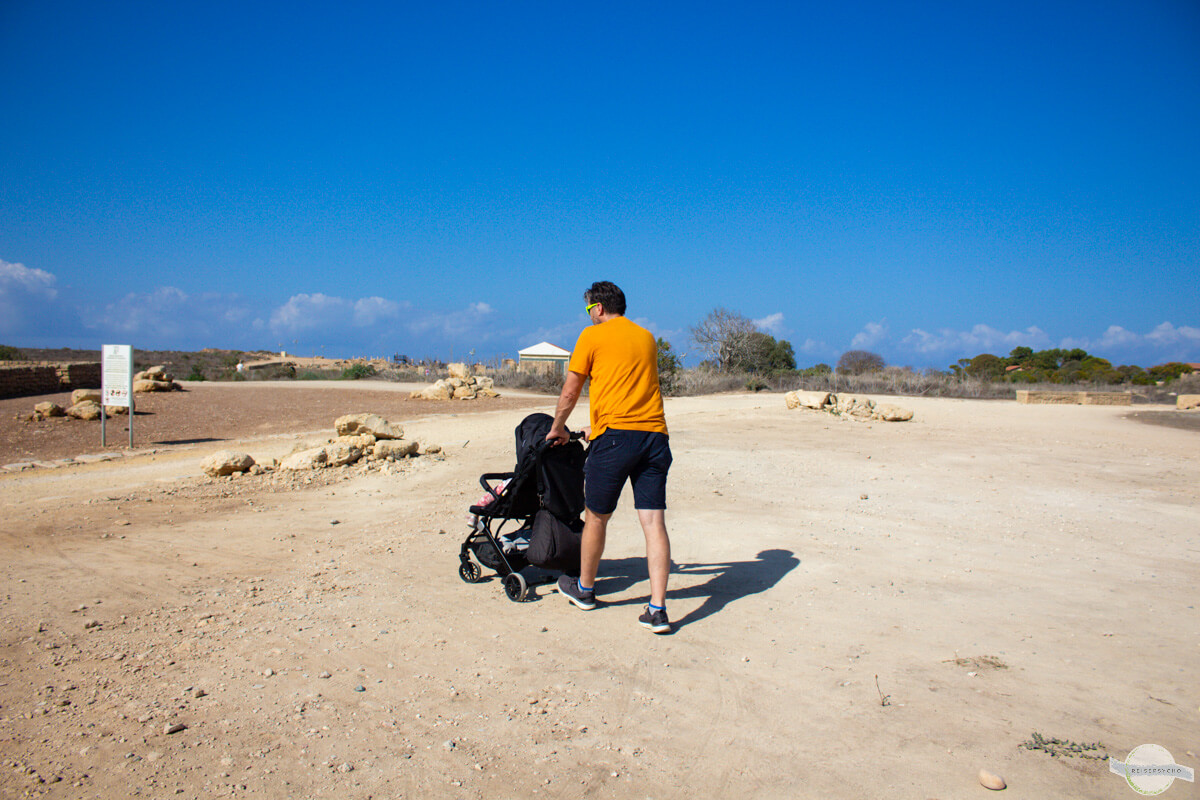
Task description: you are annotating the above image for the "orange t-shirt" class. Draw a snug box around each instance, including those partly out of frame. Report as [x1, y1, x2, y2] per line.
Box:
[568, 316, 667, 439]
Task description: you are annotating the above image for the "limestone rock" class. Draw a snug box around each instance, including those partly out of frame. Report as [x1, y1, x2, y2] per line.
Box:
[335, 413, 404, 439]
[447, 362, 470, 379]
[67, 400, 102, 420]
[1178, 394, 1200, 411]
[104, 405, 129, 416]
[834, 394, 876, 418]
[201, 450, 256, 477]
[71, 389, 102, 405]
[280, 439, 368, 470]
[784, 390, 831, 410]
[873, 404, 913, 422]
[410, 373, 499, 401]
[374, 440, 420, 460]
[34, 402, 65, 418]
[411, 381, 453, 401]
[280, 446, 330, 471]
[134, 379, 178, 393]
[132, 366, 180, 392]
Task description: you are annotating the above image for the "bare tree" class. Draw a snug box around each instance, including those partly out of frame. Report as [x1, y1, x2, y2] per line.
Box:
[836, 350, 886, 375]
[690, 308, 758, 371]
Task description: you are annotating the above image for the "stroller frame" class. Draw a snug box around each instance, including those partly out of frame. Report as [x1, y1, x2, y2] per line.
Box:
[459, 424, 585, 602]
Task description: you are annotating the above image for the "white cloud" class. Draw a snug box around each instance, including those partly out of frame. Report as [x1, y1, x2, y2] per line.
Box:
[753, 312, 786, 336]
[797, 337, 829, 355]
[900, 324, 1051, 355]
[0, 259, 57, 299]
[90, 286, 256, 343]
[1145, 321, 1200, 347]
[1061, 322, 1200, 361]
[353, 296, 404, 327]
[269, 293, 351, 334]
[851, 320, 889, 349]
[405, 301, 508, 341]
[0, 258, 59, 335]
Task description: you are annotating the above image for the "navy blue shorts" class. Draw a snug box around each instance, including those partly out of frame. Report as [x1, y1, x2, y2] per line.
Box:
[584, 429, 672, 515]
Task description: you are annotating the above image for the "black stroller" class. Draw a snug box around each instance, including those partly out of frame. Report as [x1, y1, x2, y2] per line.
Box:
[458, 413, 587, 601]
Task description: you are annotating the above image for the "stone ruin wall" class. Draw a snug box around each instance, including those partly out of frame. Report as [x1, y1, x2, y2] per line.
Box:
[0, 362, 101, 400]
[1015, 390, 1132, 406]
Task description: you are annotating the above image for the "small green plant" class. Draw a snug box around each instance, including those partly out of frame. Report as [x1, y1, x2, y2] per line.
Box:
[0, 344, 20, 360]
[1020, 732, 1106, 761]
[185, 364, 207, 381]
[341, 363, 377, 380]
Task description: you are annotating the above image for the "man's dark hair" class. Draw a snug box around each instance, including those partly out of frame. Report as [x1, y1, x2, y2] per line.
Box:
[583, 281, 626, 315]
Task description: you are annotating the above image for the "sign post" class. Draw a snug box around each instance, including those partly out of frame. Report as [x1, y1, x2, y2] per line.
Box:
[101, 344, 134, 449]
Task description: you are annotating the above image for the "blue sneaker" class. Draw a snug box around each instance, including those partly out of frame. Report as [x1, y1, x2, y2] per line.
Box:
[557, 575, 596, 610]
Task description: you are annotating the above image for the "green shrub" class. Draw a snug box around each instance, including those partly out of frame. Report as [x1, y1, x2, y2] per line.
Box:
[341, 363, 377, 380]
[185, 364, 207, 381]
[0, 344, 20, 361]
[657, 338, 682, 396]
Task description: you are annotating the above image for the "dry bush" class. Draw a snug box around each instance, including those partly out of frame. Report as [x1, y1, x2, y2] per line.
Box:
[488, 367, 565, 394]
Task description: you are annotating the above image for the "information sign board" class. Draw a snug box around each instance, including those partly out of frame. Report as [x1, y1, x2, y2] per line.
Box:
[102, 345, 133, 407]
[101, 344, 134, 448]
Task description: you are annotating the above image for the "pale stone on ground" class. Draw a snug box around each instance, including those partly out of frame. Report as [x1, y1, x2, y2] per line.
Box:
[34, 402, 65, 418]
[874, 403, 914, 422]
[1178, 394, 1200, 410]
[373, 440, 420, 460]
[335, 413, 404, 439]
[201, 450, 256, 477]
[784, 390, 912, 422]
[67, 400, 102, 420]
[784, 390, 830, 410]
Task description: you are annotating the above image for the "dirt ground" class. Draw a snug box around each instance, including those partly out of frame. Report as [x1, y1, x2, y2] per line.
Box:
[0, 384, 1196, 799]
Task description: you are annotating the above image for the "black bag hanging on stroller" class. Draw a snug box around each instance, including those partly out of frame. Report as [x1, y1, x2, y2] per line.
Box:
[458, 413, 586, 601]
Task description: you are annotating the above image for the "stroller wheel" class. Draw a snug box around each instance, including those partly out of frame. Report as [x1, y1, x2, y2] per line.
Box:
[459, 560, 482, 583]
[503, 572, 527, 602]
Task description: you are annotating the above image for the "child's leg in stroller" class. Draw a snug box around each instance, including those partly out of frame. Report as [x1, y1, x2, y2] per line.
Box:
[580, 509, 611, 590]
[637, 509, 670, 608]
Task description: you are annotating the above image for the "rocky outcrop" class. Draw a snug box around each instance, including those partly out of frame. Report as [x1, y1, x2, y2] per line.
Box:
[784, 391, 913, 422]
[1177, 395, 1200, 411]
[201, 413, 438, 477]
[410, 372, 499, 401]
[133, 366, 181, 393]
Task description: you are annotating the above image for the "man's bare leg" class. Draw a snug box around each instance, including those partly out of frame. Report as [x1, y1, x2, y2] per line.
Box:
[637, 509, 670, 607]
[580, 508, 611, 589]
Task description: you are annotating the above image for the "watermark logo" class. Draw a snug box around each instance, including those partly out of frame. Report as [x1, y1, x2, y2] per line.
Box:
[1110, 744, 1194, 795]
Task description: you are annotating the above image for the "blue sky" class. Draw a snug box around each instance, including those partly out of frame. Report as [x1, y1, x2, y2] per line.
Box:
[2, 1, 1198, 369]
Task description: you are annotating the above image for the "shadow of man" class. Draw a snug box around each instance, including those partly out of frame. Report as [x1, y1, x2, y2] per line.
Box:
[594, 548, 800, 630]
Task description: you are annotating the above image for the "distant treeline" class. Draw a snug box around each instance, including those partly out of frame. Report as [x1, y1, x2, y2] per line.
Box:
[945, 347, 1194, 385]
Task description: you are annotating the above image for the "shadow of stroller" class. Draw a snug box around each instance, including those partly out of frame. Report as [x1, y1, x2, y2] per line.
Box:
[595, 548, 800, 630]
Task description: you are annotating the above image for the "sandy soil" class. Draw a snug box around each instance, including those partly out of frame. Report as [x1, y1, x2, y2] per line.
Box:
[0, 385, 1196, 799]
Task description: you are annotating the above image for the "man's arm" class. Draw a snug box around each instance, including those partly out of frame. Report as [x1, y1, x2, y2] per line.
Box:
[546, 370, 587, 444]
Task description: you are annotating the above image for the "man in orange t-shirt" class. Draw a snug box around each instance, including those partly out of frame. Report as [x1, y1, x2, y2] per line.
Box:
[546, 281, 673, 634]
